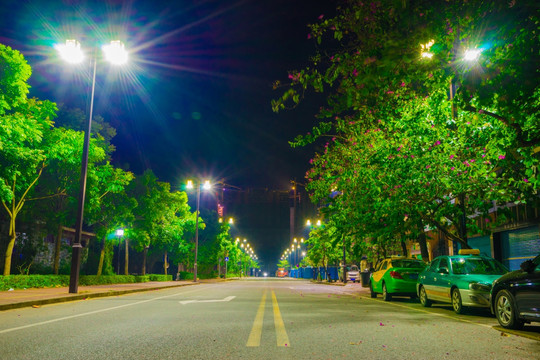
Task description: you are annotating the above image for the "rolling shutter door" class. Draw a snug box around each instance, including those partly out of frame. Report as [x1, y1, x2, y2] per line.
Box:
[501, 225, 540, 270]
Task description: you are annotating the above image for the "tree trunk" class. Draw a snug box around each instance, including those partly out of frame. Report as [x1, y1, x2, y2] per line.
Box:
[3, 218, 16, 276]
[53, 224, 63, 275]
[97, 235, 106, 276]
[401, 240, 408, 258]
[417, 220, 430, 262]
[124, 238, 129, 275]
[142, 246, 148, 276]
[163, 251, 168, 275]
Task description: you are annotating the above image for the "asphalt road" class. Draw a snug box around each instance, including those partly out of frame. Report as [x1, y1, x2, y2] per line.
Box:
[0, 279, 538, 359]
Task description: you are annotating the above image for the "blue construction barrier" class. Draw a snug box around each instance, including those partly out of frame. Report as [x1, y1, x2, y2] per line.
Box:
[289, 266, 338, 280]
[303, 267, 313, 279]
[289, 269, 296, 278]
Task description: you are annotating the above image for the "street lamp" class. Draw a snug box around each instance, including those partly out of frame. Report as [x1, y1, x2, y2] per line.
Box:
[56, 39, 128, 294]
[115, 228, 124, 275]
[421, 41, 482, 245]
[187, 179, 211, 282]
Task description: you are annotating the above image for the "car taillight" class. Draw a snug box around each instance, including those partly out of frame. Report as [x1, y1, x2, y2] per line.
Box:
[390, 271, 403, 279]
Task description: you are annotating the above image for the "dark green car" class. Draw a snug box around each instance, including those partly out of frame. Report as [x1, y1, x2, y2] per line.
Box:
[370, 257, 427, 301]
[417, 250, 508, 314]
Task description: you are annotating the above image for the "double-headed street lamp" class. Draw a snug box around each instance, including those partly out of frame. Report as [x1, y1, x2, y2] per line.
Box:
[56, 39, 128, 294]
[186, 179, 211, 282]
[421, 40, 482, 246]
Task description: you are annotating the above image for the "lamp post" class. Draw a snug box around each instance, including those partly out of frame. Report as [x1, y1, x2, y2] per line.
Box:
[56, 40, 128, 294]
[115, 228, 124, 275]
[421, 41, 482, 248]
[187, 179, 211, 282]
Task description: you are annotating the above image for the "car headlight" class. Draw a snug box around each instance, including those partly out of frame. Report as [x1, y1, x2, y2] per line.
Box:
[469, 282, 491, 292]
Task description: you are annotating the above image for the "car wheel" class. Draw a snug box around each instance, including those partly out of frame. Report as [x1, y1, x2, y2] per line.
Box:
[382, 282, 392, 301]
[419, 286, 431, 307]
[369, 282, 377, 298]
[495, 290, 524, 330]
[452, 288, 464, 314]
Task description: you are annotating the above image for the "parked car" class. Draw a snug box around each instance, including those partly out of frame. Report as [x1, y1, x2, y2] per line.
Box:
[491, 254, 540, 329]
[339, 265, 360, 283]
[417, 249, 508, 314]
[370, 257, 427, 301]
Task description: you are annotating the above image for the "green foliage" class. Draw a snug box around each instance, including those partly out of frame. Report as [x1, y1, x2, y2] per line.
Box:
[177, 271, 193, 280]
[148, 274, 173, 281]
[0, 275, 69, 290]
[0, 44, 31, 114]
[277, 259, 289, 268]
[274, 0, 539, 263]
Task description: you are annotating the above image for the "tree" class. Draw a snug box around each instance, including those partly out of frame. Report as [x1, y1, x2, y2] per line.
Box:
[0, 45, 83, 274]
[83, 163, 135, 276]
[273, 1, 539, 257]
[304, 224, 342, 281]
[128, 170, 196, 275]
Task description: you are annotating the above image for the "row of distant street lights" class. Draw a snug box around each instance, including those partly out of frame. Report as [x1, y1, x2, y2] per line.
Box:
[111, 178, 239, 284]
[235, 237, 258, 276]
[280, 218, 323, 267]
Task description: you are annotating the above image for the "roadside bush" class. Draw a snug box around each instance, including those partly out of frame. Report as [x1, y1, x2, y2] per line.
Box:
[0, 273, 173, 290]
[148, 274, 172, 281]
[177, 271, 193, 280]
[0, 275, 69, 290]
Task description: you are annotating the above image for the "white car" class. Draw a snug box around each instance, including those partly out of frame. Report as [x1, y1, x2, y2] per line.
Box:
[340, 265, 360, 283]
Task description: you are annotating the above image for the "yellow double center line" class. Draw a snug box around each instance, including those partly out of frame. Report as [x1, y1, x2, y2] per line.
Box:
[246, 289, 290, 347]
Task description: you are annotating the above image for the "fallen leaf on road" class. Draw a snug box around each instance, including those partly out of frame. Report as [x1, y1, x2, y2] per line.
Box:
[379, 322, 385, 326]
[32, 305, 40, 308]
[500, 332, 510, 337]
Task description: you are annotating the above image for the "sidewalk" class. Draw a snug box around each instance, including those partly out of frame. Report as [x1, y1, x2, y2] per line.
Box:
[0, 281, 200, 311]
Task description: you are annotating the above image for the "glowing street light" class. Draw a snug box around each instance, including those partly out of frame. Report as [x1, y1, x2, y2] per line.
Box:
[420, 39, 435, 59]
[115, 228, 124, 275]
[102, 40, 128, 65]
[54, 40, 84, 64]
[57, 39, 128, 294]
[186, 179, 212, 282]
[463, 48, 482, 62]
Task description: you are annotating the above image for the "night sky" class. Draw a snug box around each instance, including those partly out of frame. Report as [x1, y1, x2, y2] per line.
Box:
[0, 0, 335, 268]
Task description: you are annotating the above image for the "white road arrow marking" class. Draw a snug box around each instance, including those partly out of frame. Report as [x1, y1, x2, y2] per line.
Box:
[179, 296, 236, 305]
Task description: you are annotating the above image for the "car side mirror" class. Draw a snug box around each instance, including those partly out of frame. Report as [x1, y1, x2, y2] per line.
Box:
[438, 267, 449, 275]
[520, 259, 537, 273]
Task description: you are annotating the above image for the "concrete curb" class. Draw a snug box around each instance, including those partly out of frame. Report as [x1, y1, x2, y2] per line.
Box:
[0, 282, 199, 311]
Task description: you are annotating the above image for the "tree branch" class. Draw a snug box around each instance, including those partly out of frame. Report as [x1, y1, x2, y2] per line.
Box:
[462, 105, 538, 147]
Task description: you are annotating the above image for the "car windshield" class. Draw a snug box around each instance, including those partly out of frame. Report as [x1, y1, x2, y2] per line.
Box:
[451, 257, 508, 275]
[391, 260, 425, 269]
